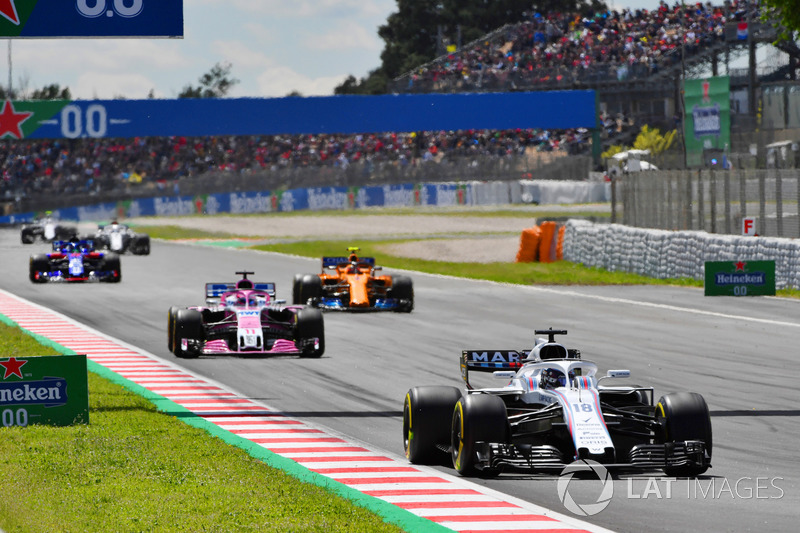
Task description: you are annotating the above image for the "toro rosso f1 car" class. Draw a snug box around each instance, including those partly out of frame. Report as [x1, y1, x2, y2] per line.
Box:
[403, 328, 712, 477]
[293, 247, 413, 312]
[168, 271, 325, 359]
[93, 222, 151, 255]
[29, 239, 121, 283]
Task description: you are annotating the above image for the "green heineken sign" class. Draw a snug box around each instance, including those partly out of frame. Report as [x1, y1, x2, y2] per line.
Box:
[704, 261, 776, 297]
[684, 76, 731, 168]
[0, 354, 88, 427]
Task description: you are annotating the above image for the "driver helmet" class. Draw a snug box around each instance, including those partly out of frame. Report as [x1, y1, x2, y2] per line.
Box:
[540, 368, 574, 389]
[347, 261, 359, 274]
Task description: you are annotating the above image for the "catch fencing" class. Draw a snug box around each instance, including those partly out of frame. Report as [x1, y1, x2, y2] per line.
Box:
[616, 169, 800, 238]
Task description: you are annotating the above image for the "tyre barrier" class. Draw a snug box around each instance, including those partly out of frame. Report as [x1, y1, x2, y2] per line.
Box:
[562, 219, 800, 290]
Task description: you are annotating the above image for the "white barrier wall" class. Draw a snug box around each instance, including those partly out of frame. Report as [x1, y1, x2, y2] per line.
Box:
[562, 220, 800, 290]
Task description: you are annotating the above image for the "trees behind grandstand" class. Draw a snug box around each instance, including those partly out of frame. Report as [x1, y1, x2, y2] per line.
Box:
[0, 83, 71, 101]
[760, 0, 800, 40]
[335, 0, 607, 95]
[178, 61, 240, 99]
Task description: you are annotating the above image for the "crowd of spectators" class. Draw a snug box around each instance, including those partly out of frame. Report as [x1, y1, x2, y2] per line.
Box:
[393, 1, 762, 93]
[5, 1, 761, 205]
[1, 128, 592, 203]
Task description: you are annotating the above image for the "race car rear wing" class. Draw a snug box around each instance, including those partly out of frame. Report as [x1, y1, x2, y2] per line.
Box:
[461, 350, 527, 389]
[205, 282, 276, 302]
[322, 256, 376, 269]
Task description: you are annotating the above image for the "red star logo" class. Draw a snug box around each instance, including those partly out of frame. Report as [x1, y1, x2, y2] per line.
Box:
[1, 357, 27, 379]
[734, 261, 746, 272]
[0, 100, 32, 139]
[0, 0, 19, 25]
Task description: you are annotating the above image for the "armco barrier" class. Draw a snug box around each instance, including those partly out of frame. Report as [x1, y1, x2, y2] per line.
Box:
[562, 220, 800, 290]
[0, 179, 609, 225]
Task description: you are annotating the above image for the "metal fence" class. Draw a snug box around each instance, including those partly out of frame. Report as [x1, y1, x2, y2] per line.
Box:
[5, 153, 593, 215]
[615, 169, 800, 238]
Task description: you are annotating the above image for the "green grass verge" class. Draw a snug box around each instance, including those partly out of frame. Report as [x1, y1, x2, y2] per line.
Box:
[253, 238, 704, 288]
[0, 320, 430, 533]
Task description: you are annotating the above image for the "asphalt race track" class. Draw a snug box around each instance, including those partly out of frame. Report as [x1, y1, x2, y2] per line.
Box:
[2, 228, 799, 533]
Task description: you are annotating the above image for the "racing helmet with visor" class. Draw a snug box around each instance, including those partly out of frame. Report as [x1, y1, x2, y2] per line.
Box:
[540, 368, 575, 390]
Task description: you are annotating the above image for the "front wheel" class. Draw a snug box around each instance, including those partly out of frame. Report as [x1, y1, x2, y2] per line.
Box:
[167, 306, 180, 352]
[29, 254, 50, 283]
[403, 386, 462, 464]
[102, 254, 122, 283]
[173, 309, 203, 358]
[451, 394, 508, 476]
[297, 275, 322, 306]
[656, 392, 712, 477]
[295, 308, 325, 358]
[390, 276, 414, 312]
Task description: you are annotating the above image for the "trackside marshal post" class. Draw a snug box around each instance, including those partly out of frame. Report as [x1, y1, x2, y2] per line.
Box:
[704, 260, 776, 296]
[0, 354, 88, 426]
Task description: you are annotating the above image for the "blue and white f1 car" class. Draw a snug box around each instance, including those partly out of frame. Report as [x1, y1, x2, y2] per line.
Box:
[403, 328, 712, 477]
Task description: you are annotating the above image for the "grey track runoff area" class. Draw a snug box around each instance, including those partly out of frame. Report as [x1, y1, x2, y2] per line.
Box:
[1, 229, 798, 533]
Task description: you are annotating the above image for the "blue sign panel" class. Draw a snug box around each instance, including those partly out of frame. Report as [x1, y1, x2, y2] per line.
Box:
[0, 0, 183, 38]
[22, 92, 597, 139]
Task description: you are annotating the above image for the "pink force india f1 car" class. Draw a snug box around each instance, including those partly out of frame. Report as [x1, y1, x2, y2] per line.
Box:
[168, 271, 325, 359]
[403, 328, 712, 477]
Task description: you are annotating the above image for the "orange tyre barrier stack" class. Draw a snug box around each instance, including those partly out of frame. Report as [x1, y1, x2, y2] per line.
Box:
[515, 222, 565, 263]
[515, 226, 541, 262]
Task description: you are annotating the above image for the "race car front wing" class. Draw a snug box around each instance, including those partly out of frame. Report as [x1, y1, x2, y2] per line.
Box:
[475, 440, 710, 473]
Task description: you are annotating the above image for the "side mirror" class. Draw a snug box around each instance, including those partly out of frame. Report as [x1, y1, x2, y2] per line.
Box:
[493, 371, 516, 379]
[373, 266, 382, 271]
[606, 369, 631, 378]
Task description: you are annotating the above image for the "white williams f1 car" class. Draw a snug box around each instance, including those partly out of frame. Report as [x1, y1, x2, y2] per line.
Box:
[403, 328, 712, 477]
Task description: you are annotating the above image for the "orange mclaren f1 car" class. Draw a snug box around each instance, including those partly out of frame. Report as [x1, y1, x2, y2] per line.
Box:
[292, 247, 414, 312]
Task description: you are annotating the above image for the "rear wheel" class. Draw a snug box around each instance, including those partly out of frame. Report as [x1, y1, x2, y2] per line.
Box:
[403, 386, 462, 464]
[451, 394, 508, 476]
[295, 308, 324, 357]
[173, 309, 203, 358]
[390, 276, 414, 312]
[656, 392, 712, 477]
[29, 254, 50, 283]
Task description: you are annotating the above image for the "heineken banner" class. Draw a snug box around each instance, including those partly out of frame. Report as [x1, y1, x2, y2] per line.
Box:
[684, 76, 731, 168]
[0, 354, 88, 427]
[0, 1, 183, 38]
[704, 260, 776, 297]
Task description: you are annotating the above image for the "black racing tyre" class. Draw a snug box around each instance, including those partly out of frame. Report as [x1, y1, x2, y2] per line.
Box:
[173, 309, 203, 358]
[451, 394, 508, 476]
[295, 307, 325, 358]
[102, 254, 122, 283]
[29, 254, 50, 283]
[298, 275, 323, 306]
[167, 306, 180, 352]
[132, 235, 151, 255]
[21, 229, 35, 244]
[291, 274, 305, 305]
[403, 386, 462, 464]
[390, 275, 414, 312]
[656, 392, 712, 477]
